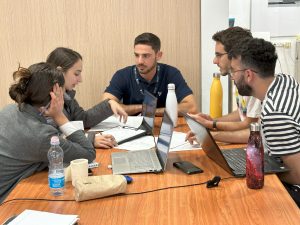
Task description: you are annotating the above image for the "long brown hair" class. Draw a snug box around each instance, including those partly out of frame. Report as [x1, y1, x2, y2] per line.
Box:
[46, 47, 82, 72]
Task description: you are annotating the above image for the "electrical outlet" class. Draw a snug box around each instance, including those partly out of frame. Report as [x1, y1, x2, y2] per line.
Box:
[283, 42, 291, 48]
[273, 41, 291, 48]
[273, 42, 284, 47]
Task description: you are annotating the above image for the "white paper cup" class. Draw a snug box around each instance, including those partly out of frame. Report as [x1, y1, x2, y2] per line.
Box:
[70, 159, 88, 186]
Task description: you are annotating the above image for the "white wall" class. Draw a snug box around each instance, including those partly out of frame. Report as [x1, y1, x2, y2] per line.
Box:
[251, 0, 300, 79]
[251, 0, 300, 37]
[201, 0, 229, 114]
[229, 0, 251, 28]
[229, 0, 299, 80]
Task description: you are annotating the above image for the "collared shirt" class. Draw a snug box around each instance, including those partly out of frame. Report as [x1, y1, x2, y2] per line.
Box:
[105, 63, 193, 108]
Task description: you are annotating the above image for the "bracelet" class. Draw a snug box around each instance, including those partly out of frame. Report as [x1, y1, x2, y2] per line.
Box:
[213, 120, 217, 129]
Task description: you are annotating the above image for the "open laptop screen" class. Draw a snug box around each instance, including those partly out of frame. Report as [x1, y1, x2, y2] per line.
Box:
[142, 90, 157, 130]
[156, 112, 173, 171]
[182, 112, 234, 174]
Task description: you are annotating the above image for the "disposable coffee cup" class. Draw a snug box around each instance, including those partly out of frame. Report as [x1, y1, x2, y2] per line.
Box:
[70, 159, 88, 186]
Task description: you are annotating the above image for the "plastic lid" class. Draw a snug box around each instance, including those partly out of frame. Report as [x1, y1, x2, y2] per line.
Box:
[50, 136, 60, 145]
[213, 73, 221, 78]
[250, 122, 260, 132]
[168, 83, 175, 89]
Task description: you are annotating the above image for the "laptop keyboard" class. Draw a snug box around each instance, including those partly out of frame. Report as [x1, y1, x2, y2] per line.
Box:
[128, 150, 161, 170]
[222, 149, 246, 173]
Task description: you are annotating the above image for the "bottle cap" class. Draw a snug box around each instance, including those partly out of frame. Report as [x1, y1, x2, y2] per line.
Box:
[50, 136, 60, 145]
[250, 122, 260, 132]
[168, 83, 175, 90]
[213, 73, 221, 78]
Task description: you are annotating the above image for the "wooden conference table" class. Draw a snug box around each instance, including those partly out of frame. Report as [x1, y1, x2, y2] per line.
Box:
[0, 117, 299, 225]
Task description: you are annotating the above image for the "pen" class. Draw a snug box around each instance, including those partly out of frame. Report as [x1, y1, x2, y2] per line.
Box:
[39, 101, 51, 116]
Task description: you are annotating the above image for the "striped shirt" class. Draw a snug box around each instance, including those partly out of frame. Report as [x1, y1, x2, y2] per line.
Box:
[261, 73, 300, 156]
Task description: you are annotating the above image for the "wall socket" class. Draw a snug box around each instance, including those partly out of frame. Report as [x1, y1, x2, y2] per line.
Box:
[273, 41, 291, 48]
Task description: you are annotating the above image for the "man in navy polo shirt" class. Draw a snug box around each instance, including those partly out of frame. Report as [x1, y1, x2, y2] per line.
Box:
[103, 32, 198, 115]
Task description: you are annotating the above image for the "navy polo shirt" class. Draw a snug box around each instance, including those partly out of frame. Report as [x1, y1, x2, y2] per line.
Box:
[104, 63, 193, 108]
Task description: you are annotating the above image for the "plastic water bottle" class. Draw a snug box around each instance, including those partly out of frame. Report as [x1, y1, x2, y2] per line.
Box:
[210, 73, 223, 118]
[166, 83, 178, 127]
[246, 122, 264, 189]
[48, 136, 64, 196]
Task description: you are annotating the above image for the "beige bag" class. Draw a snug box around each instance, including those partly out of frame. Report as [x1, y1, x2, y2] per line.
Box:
[74, 175, 127, 201]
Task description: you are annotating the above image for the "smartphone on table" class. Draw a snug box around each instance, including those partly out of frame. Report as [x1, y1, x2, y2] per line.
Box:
[173, 161, 203, 174]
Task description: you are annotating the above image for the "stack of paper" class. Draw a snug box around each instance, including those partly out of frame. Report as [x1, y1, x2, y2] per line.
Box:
[88, 115, 144, 132]
[8, 209, 78, 225]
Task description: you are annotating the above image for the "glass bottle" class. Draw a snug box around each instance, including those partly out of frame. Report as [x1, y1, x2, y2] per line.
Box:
[246, 122, 264, 189]
[210, 73, 223, 118]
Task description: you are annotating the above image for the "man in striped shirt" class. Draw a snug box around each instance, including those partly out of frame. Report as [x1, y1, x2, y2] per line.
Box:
[229, 37, 300, 206]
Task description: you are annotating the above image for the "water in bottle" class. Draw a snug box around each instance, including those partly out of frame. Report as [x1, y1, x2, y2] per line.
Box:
[48, 136, 65, 196]
[246, 122, 264, 189]
[166, 83, 178, 127]
[210, 73, 223, 118]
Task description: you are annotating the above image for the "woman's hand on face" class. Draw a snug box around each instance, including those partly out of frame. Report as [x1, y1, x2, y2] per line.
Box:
[94, 134, 117, 149]
[108, 99, 128, 123]
[43, 83, 65, 119]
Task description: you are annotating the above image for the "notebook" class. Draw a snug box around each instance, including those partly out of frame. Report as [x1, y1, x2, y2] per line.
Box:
[102, 90, 157, 145]
[111, 111, 173, 175]
[182, 113, 289, 177]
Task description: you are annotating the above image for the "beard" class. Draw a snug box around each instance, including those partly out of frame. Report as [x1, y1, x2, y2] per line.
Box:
[137, 62, 157, 75]
[218, 63, 231, 76]
[235, 75, 252, 96]
[221, 71, 230, 76]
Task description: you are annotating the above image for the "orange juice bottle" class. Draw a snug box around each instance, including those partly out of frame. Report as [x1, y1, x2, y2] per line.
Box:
[210, 73, 223, 118]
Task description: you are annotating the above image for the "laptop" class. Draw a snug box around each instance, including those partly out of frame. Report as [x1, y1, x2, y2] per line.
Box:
[103, 90, 157, 145]
[111, 111, 174, 175]
[140, 90, 158, 134]
[182, 112, 289, 177]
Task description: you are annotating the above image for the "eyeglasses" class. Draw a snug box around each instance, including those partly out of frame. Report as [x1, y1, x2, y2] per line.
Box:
[229, 69, 247, 77]
[215, 52, 228, 58]
[229, 68, 258, 77]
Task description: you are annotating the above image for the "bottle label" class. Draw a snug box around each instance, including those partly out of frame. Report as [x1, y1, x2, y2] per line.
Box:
[49, 176, 65, 189]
